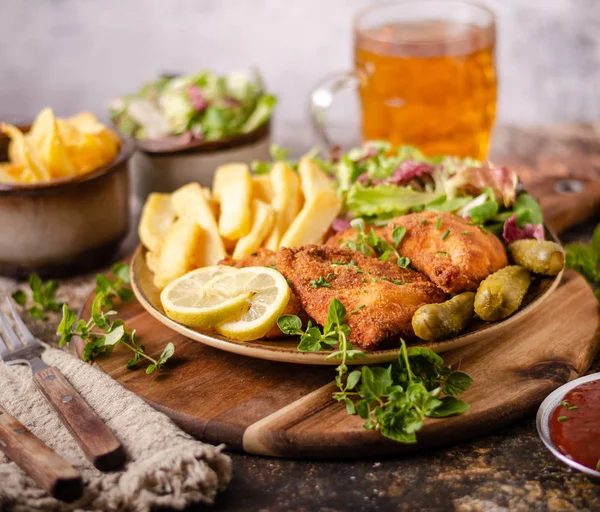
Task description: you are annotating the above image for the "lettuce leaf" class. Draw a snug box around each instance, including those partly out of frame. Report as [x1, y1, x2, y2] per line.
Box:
[346, 183, 442, 217]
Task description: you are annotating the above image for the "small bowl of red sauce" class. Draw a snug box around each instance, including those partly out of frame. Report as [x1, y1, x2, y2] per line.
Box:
[536, 373, 600, 478]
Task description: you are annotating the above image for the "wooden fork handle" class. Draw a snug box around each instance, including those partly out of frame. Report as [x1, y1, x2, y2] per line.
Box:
[33, 366, 125, 471]
[0, 404, 82, 501]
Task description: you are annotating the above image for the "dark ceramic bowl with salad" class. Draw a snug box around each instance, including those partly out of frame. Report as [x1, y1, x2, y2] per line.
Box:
[109, 69, 276, 201]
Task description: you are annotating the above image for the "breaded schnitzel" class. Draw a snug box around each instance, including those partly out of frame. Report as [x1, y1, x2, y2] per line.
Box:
[327, 211, 507, 294]
[219, 248, 310, 338]
[275, 245, 446, 350]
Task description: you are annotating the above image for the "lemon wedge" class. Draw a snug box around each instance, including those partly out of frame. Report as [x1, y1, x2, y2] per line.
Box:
[160, 266, 247, 327]
[207, 267, 291, 341]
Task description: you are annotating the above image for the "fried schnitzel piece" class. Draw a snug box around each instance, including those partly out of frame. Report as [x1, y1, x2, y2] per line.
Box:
[327, 211, 508, 294]
[275, 245, 446, 350]
[219, 248, 310, 338]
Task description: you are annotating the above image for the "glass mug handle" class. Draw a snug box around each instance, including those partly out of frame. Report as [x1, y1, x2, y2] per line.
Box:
[308, 71, 359, 149]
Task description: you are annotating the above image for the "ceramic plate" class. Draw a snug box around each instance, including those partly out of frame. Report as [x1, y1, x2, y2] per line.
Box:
[130, 239, 562, 365]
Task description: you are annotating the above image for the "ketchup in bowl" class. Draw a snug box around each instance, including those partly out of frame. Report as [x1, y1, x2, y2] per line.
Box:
[550, 379, 600, 471]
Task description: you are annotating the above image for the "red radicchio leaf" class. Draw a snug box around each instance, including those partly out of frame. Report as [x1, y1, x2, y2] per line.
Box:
[187, 85, 208, 112]
[502, 214, 544, 243]
[388, 160, 435, 186]
[356, 159, 435, 187]
[453, 165, 518, 207]
[331, 217, 352, 232]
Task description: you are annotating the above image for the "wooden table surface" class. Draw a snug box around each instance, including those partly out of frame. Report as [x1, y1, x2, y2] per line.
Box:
[1, 123, 599, 511]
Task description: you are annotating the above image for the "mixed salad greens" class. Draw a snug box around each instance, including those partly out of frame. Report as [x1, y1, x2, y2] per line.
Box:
[108, 69, 276, 143]
[258, 141, 545, 244]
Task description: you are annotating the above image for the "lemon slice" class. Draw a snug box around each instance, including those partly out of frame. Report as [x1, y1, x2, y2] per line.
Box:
[160, 266, 247, 327]
[207, 267, 291, 341]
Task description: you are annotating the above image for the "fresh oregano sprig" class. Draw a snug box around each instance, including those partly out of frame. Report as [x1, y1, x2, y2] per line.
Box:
[345, 218, 410, 268]
[57, 262, 174, 375]
[277, 299, 472, 443]
[12, 273, 62, 320]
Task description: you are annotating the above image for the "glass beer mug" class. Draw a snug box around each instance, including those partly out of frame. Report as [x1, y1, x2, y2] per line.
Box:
[310, 0, 497, 160]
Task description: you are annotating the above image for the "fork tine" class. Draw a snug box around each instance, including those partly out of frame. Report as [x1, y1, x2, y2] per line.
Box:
[0, 332, 9, 358]
[6, 298, 38, 347]
[0, 307, 24, 349]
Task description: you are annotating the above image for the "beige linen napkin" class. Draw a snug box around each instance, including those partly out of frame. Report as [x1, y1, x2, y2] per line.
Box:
[0, 348, 231, 512]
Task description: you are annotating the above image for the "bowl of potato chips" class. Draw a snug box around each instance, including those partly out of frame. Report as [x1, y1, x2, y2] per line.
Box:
[0, 108, 134, 277]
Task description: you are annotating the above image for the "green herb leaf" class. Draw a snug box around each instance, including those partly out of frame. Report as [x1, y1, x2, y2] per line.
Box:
[427, 396, 470, 417]
[326, 298, 346, 328]
[103, 325, 125, 347]
[392, 226, 407, 246]
[443, 371, 473, 396]
[11, 290, 27, 306]
[277, 315, 303, 334]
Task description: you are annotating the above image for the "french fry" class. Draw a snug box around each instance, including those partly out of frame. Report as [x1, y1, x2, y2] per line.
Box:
[233, 200, 275, 259]
[212, 163, 252, 240]
[279, 189, 342, 248]
[202, 187, 220, 218]
[298, 157, 334, 199]
[265, 162, 302, 250]
[251, 174, 274, 203]
[146, 250, 160, 273]
[154, 218, 203, 289]
[138, 193, 177, 252]
[172, 183, 226, 266]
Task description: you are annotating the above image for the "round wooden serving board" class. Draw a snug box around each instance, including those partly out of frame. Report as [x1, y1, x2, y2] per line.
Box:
[75, 270, 600, 459]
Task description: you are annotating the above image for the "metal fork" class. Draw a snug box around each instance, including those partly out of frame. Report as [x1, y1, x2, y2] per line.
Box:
[0, 298, 125, 471]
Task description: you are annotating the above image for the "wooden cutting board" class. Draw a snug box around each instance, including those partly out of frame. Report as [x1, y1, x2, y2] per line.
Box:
[74, 176, 600, 458]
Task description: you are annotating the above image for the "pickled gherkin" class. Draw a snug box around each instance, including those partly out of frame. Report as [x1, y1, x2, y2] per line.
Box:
[474, 265, 531, 322]
[508, 239, 564, 276]
[412, 292, 475, 341]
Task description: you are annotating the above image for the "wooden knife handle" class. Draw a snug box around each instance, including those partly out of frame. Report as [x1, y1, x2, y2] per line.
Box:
[33, 366, 125, 471]
[526, 176, 600, 235]
[0, 404, 82, 502]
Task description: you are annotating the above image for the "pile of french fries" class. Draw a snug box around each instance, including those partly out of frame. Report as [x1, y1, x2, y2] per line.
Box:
[139, 157, 342, 289]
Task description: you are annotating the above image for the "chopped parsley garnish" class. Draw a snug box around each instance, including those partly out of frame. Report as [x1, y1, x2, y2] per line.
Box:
[397, 257, 410, 268]
[310, 275, 333, 288]
[345, 218, 410, 269]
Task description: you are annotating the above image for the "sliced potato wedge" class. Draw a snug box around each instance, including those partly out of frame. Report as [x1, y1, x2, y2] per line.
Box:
[265, 162, 302, 250]
[154, 218, 203, 289]
[280, 189, 342, 247]
[298, 157, 334, 198]
[233, 200, 276, 259]
[252, 174, 275, 203]
[145, 250, 160, 273]
[138, 193, 177, 252]
[212, 163, 252, 240]
[172, 183, 226, 266]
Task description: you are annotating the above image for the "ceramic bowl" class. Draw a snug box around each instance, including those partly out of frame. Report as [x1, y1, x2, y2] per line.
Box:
[129, 122, 271, 202]
[0, 128, 134, 278]
[536, 372, 600, 479]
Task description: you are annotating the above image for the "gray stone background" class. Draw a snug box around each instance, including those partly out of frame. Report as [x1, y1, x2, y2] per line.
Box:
[1, 0, 599, 141]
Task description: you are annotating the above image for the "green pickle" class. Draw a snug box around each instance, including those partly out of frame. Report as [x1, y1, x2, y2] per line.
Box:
[474, 265, 531, 322]
[508, 239, 565, 276]
[412, 292, 475, 341]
